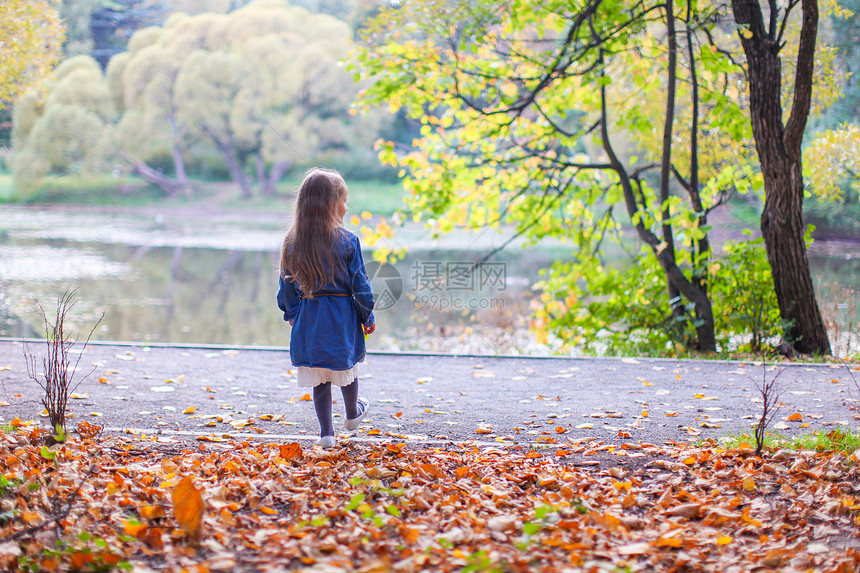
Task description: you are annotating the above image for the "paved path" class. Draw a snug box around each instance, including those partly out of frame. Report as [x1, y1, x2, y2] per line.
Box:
[1, 339, 857, 450]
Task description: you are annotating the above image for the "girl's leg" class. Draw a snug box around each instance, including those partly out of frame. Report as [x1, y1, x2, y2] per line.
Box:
[342, 378, 368, 430]
[313, 382, 334, 437]
[341, 378, 359, 419]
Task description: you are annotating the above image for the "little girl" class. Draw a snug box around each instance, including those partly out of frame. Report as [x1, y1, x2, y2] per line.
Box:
[277, 167, 376, 448]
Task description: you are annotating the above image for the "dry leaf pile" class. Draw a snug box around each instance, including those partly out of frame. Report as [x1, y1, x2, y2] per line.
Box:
[0, 424, 859, 572]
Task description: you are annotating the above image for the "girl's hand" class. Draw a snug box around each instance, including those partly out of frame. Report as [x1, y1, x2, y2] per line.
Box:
[363, 323, 376, 335]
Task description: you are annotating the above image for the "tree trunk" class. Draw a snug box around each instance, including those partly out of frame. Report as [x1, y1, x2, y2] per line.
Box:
[256, 153, 266, 195]
[123, 152, 190, 197]
[597, 54, 717, 352]
[732, 0, 830, 355]
[168, 112, 190, 193]
[262, 160, 291, 196]
[200, 122, 253, 200]
[660, 0, 685, 331]
[685, 2, 709, 295]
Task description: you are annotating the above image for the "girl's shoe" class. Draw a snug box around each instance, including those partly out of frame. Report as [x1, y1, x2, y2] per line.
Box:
[316, 435, 336, 448]
[345, 398, 369, 430]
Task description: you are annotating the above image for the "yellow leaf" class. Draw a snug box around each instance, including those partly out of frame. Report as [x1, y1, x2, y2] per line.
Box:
[694, 393, 705, 399]
[742, 476, 756, 492]
[716, 535, 733, 545]
[172, 476, 205, 542]
[183, 406, 196, 414]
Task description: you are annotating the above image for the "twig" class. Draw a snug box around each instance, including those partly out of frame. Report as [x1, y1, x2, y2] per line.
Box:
[753, 365, 784, 456]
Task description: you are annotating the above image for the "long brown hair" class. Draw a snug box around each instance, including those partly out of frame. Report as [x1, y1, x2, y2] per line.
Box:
[280, 167, 347, 296]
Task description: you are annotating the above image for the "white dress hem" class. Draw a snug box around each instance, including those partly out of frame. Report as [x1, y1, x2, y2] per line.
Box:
[297, 365, 359, 388]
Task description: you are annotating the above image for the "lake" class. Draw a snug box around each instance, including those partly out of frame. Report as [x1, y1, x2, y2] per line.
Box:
[1, 204, 857, 357]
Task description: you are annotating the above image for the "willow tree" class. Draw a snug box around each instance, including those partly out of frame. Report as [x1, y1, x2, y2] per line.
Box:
[112, 1, 369, 198]
[354, 0, 769, 354]
[12, 56, 115, 184]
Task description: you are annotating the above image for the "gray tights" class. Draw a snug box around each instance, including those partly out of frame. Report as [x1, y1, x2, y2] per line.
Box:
[313, 378, 359, 437]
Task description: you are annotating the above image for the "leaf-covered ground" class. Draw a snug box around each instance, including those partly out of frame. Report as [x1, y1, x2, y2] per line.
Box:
[1, 424, 859, 572]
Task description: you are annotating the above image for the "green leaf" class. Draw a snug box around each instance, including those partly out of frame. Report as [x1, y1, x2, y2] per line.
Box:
[345, 493, 365, 511]
[385, 505, 401, 517]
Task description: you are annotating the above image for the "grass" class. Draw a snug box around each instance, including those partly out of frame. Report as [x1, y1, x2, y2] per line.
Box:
[0, 174, 14, 201]
[0, 173, 407, 217]
[720, 425, 860, 455]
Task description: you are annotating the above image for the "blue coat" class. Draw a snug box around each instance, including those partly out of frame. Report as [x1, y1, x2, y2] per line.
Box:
[277, 229, 375, 370]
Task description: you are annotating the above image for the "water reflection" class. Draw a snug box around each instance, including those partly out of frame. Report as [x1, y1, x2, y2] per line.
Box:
[1, 205, 857, 355]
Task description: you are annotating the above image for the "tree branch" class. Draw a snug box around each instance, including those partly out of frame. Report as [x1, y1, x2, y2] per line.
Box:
[783, 0, 817, 156]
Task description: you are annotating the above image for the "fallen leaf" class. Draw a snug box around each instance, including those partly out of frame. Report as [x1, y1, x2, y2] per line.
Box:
[278, 442, 302, 460]
[172, 476, 204, 542]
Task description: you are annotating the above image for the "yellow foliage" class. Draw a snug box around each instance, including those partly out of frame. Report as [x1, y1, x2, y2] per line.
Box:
[0, 0, 64, 106]
[805, 124, 859, 203]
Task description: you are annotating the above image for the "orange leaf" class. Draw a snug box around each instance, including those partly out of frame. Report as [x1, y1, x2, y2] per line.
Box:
[140, 505, 164, 520]
[259, 506, 278, 515]
[300, 394, 312, 401]
[69, 552, 95, 569]
[279, 442, 303, 460]
[367, 429, 381, 436]
[140, 527, 164, 550]
[716, 535, 733, 545]
[400, 525, 420, 544]
[787, 412, 803, 422]
[122, 520, 148, 538]
[555, 426, 567, 434]
[172, 476, 205, 542]
[654, 533, 684, 547]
